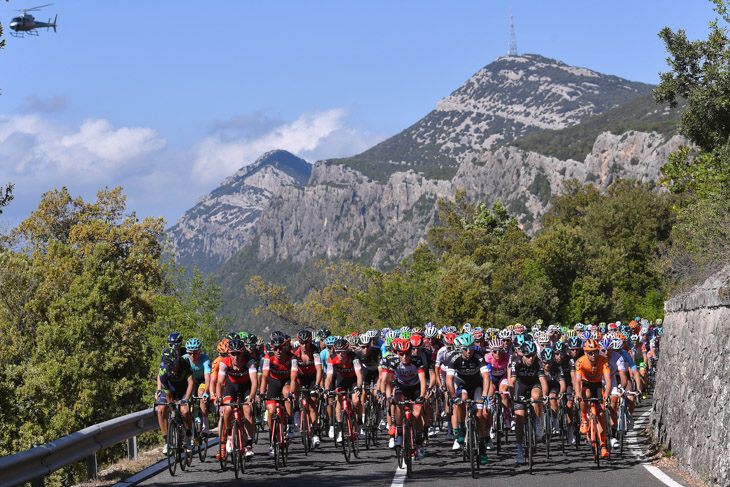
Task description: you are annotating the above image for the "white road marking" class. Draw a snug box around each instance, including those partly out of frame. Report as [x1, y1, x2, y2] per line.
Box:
[627, 408, 687, 486]
[391, 466, 407, 487]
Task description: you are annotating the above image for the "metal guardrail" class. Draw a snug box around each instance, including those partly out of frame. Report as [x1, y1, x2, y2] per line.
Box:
[0, 408, 158, 487]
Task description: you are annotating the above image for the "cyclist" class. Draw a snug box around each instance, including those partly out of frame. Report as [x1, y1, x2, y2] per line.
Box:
[293, 329, 323, 448]
[379, 336, 398, 446]
[324, 337, 364, 444]
[509, 341, 548, 464]
[356, 333, 382, 438]
[435, 332, 458, 441]
[446, 334, 491, 466]
[540, 348, 566, 435]
[260, 334, 298, 457]
[156, 348, 194, 454]
[385, 338, 428, 460]
[606, 338, 629, 449]
[410, 334, 437, 437]
[554, 341, 576, 444]
[485, 338, 510, 449]
[183, 338, 212, 436]
[217, 338, 258, 459]
[166, 332, 187, 358]
[575, 338, 611, 458]
[320, 335, 337, 438]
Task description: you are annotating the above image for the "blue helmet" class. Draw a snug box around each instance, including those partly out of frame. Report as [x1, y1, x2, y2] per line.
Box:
[324, 335, 337, 347]
[568, 336, 582, 349]
[541, 348, 554, 362]
[161, 347, 179, 365]
[520, 341, 538, 356]
[553, 341, 566, 354]
[185, 338, 202, 351]
[514, 335, 526, 348]
[168, 332, 183, 347]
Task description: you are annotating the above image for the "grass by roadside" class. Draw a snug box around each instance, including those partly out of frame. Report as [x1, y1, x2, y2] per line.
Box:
[72, 443, 165, 487]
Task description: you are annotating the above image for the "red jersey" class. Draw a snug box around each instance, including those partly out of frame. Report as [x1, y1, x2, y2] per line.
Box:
[326, 351, 361, 379]
[262, 351, 298, 381]
[294, 345, 321, 376]
[218, 353, 256, 384]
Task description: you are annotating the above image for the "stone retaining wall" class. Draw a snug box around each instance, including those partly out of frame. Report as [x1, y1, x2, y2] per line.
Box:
[651, 268, 730, 487]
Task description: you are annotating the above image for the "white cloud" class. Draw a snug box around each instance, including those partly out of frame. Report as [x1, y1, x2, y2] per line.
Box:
[0, 114, 166, 181]
[191, 108, 385, 184]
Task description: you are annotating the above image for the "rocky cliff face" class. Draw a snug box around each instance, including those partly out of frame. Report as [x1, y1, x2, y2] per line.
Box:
[652, 268, 730, 487]
[165, 150, 311, 274]
[251, 130, 685, 269]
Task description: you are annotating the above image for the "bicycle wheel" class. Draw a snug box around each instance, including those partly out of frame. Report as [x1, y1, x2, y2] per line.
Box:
[404, 419, 413, 478]
[558, 406, 566, 456]
[341, 419, 352, 462]
[232, 423, 241, 479]
[280, 417, 289, 467]
[591, 415, 600, 468]
[178, 424, 187, 471]
[218, 424, 227, 471]
[198, 417, 208, 462]
[526, 414, 534, 475]
[467, 419, 477, 478]
[545, 411, 551, 460]
[301, 410, 310, 456]
[619, 403, 626, 457]
[369, 403, 379, 447]
[273, 417, 281, 471]
[166, 420, 177, 476]
[352, 413, 361, 458]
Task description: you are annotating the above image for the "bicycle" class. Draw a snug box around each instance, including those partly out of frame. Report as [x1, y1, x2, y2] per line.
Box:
[252, 394, 265, 444]
[584, 397, 603, 468]
[299, 387, 317, 455]
[556, 393, 569, 456]
[317, 390, 331, 441]
[334, 390, 360, 463]
[572, 397, 582, 450]
[616, 387, 638, 457]
[190, 395, 209, 463]
[363, 383, 379, 449]
[459, 398, 484, 479]
[269, 396, 292, 470]
[391, 399, 417, 478]
[516, 397, 542, 475]
[155, 400, 189, 476]
[542, 396, 556, 460]
[492, 390, 511, 455]
[222, 400, 250, 478]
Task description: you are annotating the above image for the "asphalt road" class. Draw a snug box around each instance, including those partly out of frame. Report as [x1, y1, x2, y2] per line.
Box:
[135, 399, 686, 487]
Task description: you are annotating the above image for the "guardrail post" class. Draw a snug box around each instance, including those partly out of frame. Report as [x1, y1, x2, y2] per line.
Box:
[128, 436, 138, 460]
[85, 453, 97, 481]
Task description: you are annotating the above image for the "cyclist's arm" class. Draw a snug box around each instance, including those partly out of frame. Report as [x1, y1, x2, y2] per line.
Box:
[354, 359, 363, 389]
[314, 354, 323, 386]
[418, 370, 427, 398]
[248, 361, 258, 402]
[185, 375, 194, 402]
[260, 368, 270, 396]
[203, 372, 211, 395]
[446, 368, 456, 398]
[324, 361, 333, 390]
[539, 376, 549, 398]
[290, 359, 299, 393]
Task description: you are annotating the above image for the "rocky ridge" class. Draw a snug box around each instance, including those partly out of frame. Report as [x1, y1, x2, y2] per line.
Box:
[165, 150, 311, 274]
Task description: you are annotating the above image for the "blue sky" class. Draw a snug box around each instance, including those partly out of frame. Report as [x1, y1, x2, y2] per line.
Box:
[0, 0, 717, 228]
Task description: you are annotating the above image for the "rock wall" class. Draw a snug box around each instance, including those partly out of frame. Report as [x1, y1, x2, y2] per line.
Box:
[651, 268, 730, 487]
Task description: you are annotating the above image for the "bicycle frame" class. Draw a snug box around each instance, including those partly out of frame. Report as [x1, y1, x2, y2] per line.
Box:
[391, 400, 416, 478]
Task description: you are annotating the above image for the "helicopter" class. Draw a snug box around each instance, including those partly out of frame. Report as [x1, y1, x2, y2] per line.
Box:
[9, 3, 57, 37]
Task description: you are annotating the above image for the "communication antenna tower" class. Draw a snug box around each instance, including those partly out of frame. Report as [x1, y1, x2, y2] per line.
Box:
[508, 11, 518, 56]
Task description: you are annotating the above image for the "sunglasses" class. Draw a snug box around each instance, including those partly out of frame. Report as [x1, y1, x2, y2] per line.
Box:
[524, 354, 536, 359]
[230, 351, 243, 356]
[272, 346, 284, 351]
[586, 350, 599, 356]
[360, 345, 370, 348]
[397, 352, 409, 356]
[189, 350, 200, 355]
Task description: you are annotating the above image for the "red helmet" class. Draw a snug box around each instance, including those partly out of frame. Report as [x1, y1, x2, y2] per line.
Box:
[583, 339, 600, 352]
[410, 334, 423, 348]
[393, 338, 412, 353]
[443, 333, 457, 345]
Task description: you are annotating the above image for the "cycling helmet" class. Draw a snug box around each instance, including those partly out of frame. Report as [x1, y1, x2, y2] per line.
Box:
[598, 324, 607, 334]
[538, 332, 550, 345]
[425, 321, 434, 328]
[462, 323, 472, 334]
[381, 327, 392, 338]
[334, 337, 349, 351]
[256, 337, 264, 346]
[185, 338, 202, 352]
[227, 338, 245, 352]
[630, 334, 639, 342]
[270, 330, 284, 340]
[609, 338, 623, 350]
[541, 348, 554, 362]
[217, 339, 230, 354]
[346, 335, 359, 348]
[226, 332, 240, 341]
[410, 334, 423, 348]
[424, 326, 437, 338]
[547, 324, 560, 334]
[573, 323, 584, 332]
[532, 324, 541, 333]
[394, 338, 412, 353]
[514, 323, 525, 335]
[399, 331, 412, 340]
[297, 329, 313, 344]
[520, 342, 538, 356]
[656, 318, 663, 326]
[514, 335, 526, 348]
[317, 328, 331, 340]
[523, 333, 534, 342]
[443, 333, 457, 345]
[324, 335, 337, 347]
[161, 347, 179, 365]
[657, 327, 663, 337]
[446, 326, 459, 334]
[384, 337, 395, 349]
[599, 337, 610, 350]
[640, 327, 649, 336]
[553, 341, 566, 354]
[489, 338, 503, 351]
[457, 333, 476, 350]
[412, 327, 423, 334]
[386, 329, 397, 340]
[168, 332, 183, 347]
[473, 329, 484, 340]
[591, 331, 601, 340]
[499, 329, 513, 340]
[568, 336, 582, 349]
[583, 339, 600, 352]
[367, 329, 379, 340]
[607, 322, 617, 331]
[359, 334, 371, 346]
[565, 330, 577, 338]
[244, 334, 258, 347]
[401, 326, 412, 334]
[270, 335, 286, 348]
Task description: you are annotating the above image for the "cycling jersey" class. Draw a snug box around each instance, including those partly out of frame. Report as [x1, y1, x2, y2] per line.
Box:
[355, 346, 382, 372]
[294, 344, 322, 377]
[574, 355, 611, 384]
[159, 359, 192, 396]
[262, 351, 298, 381]
[510, 358, 544, 387]
[326, 351, 361, 379]
[218, 353, 257, 384]
[184, 353, 212, 383]
[484, 351, 509, 379]
[446, 352, 489, 387]
[385, 355, 426, 387]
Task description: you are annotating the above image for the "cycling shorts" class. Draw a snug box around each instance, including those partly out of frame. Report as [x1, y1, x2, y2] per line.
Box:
[394, 383, 420, 401]
[514, 380, 541, 412]
[454, 376, 485, 410]
[266, 377, 292, 404]
[222, 378, 252, 403]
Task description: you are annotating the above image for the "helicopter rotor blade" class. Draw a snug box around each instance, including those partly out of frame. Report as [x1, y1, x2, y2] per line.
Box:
[19, 3, 53, 12]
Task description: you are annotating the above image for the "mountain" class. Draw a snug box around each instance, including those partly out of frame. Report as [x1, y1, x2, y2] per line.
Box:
[174, 54, 685, 332]
[165, 150, 311, 274]
[332, 54, 654, 182]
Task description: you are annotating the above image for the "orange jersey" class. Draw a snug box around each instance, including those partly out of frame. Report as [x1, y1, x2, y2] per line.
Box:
[211, 356, 222, 383]
[574, 355, 611, 384]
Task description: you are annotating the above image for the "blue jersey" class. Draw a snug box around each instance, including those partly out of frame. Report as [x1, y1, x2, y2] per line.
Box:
[184, 353, 212, 382]
[320, 348, 331, 368]
[159, 359, 192, 393]
[618, 349, 637, 371]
